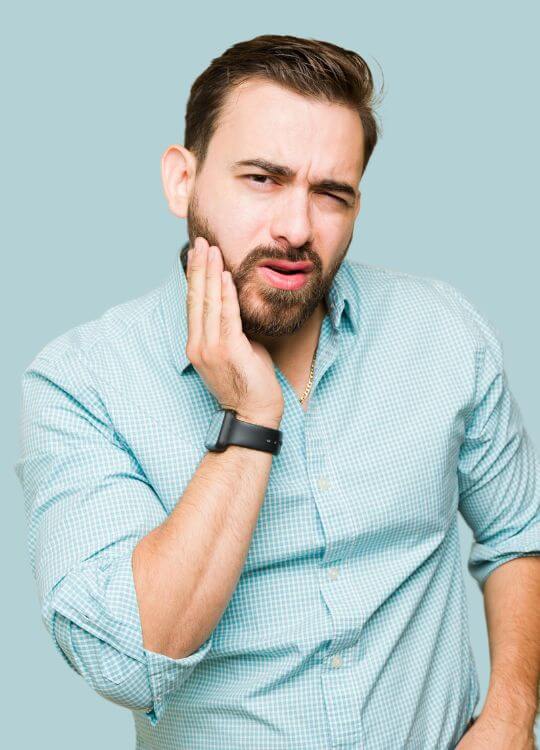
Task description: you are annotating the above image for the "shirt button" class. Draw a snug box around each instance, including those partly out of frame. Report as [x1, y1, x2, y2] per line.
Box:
[328, 566, 340, 580]
[317, 477, 330, 491]
[330, 655, 343, 668]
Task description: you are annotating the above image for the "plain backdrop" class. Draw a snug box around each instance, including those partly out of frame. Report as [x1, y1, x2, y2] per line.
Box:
[2, 1, 539, 747]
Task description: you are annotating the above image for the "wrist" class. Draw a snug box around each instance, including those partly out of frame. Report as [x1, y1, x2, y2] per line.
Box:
[482, 678, 538, 728]
[235, 412, 283, 430]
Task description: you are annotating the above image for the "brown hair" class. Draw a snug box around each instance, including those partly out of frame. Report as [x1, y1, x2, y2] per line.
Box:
[184, 34, 384, 178]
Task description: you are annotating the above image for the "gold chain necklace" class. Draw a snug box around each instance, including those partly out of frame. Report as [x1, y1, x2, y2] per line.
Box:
[299, 347, 317, 403]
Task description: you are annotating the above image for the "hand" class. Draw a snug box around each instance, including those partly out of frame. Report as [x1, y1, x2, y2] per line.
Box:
[185, 236, 284, 427]
[455, 712, 536, 749]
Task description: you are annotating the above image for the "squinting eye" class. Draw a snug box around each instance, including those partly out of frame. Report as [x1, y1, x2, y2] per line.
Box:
[319, 192, 348, 205]
[244, 175, 349, 206]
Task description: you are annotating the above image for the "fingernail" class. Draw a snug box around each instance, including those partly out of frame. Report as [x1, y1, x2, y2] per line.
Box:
[195, 238, 202, 254]
[209, 246, 217, 261]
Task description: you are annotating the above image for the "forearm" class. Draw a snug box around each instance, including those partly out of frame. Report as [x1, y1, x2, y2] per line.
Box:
[131, 415, 281, 660]
[481, 556, 540, 726]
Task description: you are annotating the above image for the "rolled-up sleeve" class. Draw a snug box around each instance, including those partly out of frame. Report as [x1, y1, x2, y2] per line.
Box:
[452, 291, 540, 592]
[14, 353, 213, 726]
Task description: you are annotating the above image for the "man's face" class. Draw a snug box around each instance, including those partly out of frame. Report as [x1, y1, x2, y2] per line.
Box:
[185, 78, 364, 338]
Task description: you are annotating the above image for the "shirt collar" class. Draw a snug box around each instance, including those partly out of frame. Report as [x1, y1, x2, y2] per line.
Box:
[159, 240, 360, 375]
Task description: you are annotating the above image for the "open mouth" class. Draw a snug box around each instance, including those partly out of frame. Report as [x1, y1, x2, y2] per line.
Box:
[265, 268, 303, 276]
[257, 261, 313, 290]
[259, 259, 314, 273]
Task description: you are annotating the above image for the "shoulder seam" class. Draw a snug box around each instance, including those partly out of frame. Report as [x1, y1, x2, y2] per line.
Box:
[429, 278, 489, 425]
[23, 349, 127, 453]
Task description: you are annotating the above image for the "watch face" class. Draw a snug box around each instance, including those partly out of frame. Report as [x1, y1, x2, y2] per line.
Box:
[204, 410, 227, 451]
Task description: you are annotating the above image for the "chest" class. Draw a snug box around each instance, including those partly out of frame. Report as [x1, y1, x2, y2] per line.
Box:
[103, 319, 471, 574]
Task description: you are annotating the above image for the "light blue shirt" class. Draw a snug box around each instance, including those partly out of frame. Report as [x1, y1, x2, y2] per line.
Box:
[15, 243, 539, 749]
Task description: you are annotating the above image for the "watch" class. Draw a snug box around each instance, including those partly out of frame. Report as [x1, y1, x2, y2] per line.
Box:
[204, 408, 283, 455]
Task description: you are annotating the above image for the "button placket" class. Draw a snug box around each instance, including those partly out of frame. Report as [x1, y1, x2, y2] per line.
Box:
[327, 566, 340, 580]
[317, 477, 330, 491]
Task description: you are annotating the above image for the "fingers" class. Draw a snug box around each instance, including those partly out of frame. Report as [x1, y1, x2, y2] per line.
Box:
[203, 243, 223, 349]
[186, 237, 207, 353]
[220, 270, 243, 341]
[186, 236, 241, 361]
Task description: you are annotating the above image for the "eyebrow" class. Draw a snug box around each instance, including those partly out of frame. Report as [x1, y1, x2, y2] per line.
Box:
[230, 158, 358, 202]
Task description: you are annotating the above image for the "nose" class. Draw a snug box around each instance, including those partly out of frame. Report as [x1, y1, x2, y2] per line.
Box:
[268, 186, 314, 250]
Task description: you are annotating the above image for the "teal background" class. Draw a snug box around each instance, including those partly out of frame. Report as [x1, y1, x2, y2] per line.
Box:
[3, 1, 538, 746]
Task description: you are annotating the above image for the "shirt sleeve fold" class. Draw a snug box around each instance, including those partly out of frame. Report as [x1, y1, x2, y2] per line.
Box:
[453, 291, 540, 592]
[14, 353, 214, 726]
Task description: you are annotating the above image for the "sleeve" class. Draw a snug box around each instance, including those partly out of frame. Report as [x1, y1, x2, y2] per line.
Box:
[453, 292, 540, 593]
[13, 353, 214, 726]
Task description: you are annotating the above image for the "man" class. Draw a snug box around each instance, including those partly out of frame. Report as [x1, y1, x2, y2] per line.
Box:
[15, 34, 539, 750]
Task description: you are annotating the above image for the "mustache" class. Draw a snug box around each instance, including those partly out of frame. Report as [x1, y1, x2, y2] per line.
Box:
[250, 246, 320, 266]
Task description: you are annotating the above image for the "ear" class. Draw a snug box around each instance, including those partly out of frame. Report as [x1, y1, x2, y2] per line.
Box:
[161, 144, 197, 218]
[354, 190, 361, 219]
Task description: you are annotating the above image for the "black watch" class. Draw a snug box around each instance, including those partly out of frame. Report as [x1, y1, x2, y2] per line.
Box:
[204, 409, 282, 455]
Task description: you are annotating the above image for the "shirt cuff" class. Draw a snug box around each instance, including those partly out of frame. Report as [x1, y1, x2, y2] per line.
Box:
[46, 549, 214, 726]
[142, 633, 214, 726]
[468, 519, 540, 591]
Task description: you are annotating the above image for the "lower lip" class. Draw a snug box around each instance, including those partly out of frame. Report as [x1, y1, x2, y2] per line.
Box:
[258, 266, 311, 290]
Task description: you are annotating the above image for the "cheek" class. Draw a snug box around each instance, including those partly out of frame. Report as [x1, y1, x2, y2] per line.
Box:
[216, 198, 268, 252]
[312, 220, 348, 253]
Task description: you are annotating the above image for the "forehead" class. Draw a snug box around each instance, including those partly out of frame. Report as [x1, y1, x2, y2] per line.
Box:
[208, 78, 364, 178]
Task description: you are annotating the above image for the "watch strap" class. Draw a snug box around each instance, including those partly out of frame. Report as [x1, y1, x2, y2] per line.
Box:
[219, 409, 282, 454]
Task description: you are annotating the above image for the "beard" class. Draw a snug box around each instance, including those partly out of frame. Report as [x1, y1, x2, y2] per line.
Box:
[183, 189, 353, 338]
